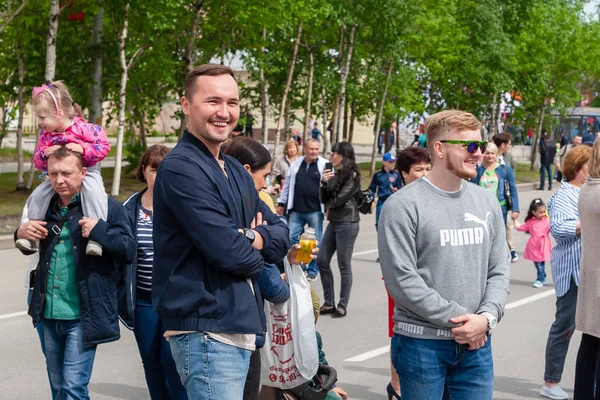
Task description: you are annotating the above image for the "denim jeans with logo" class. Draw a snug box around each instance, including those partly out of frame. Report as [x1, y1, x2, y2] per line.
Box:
[391, 334, 494, 400]
[43, 319, 97, 400]
[288, 211, 323, 277]
[169, 332, 252, 400]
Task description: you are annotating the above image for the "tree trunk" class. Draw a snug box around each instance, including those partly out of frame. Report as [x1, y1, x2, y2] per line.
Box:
[111, 2, 130, 197]
[336, 24, 356, 144]
[284, 95, 292, 142]
[260, 28, 270, 145]
[369, 58, 394, 176]
[139, 109, 147, 150]
[329, 94, 339, 145]
[178, 1, 205, 140]
[89, 0, 103, 125]
[127, 103, 136, 138]
[489, 93, 498, 137]
[45, 0, 59, 82]
[16, 46, 25, 190]
[272, 20, 302, 161]
[321, 87, 329, 156]
[530, 104, 546, 171]
[348, 101, 356, 144]
[343, 96, 349, 141]
[302, 47, 314, 144]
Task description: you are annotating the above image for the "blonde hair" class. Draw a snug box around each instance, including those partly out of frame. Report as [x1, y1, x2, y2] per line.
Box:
[589, 139, 600, 178]
[32, 81, 83, 119]
[424, 110, 481, 151]
[563, 145, 592, 181]
[485, 142, 498, 154]
[283, 140, 299, 157]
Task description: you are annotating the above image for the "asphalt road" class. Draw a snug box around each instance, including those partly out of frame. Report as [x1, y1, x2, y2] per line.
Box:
[0, 185, 580, 400]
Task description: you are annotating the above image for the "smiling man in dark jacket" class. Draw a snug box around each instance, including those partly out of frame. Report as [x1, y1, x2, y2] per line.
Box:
[16, 146, 135, 399]
[152, 64, 289, 400]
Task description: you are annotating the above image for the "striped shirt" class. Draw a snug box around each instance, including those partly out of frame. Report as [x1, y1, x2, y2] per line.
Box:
[136, 206, 154, 295]
[548, 180, 581, 297]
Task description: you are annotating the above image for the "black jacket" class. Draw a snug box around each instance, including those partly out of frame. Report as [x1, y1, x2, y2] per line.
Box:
[540, 140, 557, 166]
[23, 195, 136, 348]
[152, 130, 290, 334]
[118, 189, 145, 330]
[320, 172, 361, 222]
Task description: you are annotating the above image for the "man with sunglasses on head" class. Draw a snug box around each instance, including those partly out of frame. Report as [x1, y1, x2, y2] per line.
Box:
[379, 110, 510, 400]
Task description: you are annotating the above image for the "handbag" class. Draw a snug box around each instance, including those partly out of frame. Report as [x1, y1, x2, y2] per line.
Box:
[277, 364, 338, 400]
[260, 259, 319, 389]
[501, 165, 512, 210]
[354, 189, 374, 215]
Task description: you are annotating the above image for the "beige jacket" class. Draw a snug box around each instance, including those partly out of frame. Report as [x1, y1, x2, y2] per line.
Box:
[576, 177, 600, 338]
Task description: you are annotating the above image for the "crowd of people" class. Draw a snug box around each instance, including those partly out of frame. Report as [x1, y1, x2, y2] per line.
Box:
[11, 64, 600, 400]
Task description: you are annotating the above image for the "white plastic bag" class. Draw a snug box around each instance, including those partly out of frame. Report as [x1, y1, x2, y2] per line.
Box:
[260, 259, 319, 389]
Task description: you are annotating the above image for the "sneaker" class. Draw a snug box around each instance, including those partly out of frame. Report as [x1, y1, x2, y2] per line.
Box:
[533, 280, 544, 288]
[540, 384, 569, 399]
[511, 251, 519, 262]
[86, 240, 103, 256]
[307, 274, 317, 282]
[15, 238, 39, 253]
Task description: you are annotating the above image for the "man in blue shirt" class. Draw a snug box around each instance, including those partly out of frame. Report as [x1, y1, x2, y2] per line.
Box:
[369, 152, 401, 234]
[311, 121, 322, 141]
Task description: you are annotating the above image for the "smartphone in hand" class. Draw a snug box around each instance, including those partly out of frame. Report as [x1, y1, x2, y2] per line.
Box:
[325, 162, 333, 171]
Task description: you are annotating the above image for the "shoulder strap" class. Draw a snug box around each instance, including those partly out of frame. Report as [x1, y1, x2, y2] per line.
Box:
[40, 205, 81, 261]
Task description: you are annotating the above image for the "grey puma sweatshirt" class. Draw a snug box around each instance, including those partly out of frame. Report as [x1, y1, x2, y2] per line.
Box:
[378, 177, 510, 340]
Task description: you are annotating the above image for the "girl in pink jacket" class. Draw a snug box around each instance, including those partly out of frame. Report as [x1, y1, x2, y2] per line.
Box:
[514, 198, 552, 288]
[15, 81, 110, 256]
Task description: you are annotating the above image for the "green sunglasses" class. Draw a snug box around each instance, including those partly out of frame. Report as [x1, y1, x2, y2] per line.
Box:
[439, 140, 487, 154]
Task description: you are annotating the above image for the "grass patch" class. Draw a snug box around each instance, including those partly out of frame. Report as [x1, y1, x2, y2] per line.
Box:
[0, 167, 145, 235]
[0, 148, 33, 162]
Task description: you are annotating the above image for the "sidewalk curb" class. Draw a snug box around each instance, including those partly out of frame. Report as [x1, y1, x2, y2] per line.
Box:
[0, 235, 13, 241]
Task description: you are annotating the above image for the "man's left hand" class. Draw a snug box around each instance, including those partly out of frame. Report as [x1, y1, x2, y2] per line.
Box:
[79, 217, 99, 238]
[450, 313, 489, 350]
[511, 211, 519, 221]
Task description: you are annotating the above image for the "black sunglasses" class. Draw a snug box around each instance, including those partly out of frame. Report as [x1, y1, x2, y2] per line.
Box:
[439, 140, 487, 154]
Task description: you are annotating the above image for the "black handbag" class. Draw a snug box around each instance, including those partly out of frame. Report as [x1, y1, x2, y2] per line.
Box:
[277, 364, 338, 400]
[501, 165, 512, 210]
[354, 189, 374, 215]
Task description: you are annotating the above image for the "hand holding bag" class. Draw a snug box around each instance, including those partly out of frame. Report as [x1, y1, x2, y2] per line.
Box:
[260, 259, 319, 389]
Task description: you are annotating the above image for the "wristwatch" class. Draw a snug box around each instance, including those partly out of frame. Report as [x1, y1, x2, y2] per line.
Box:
[481, 312, 498, 330]
[243, 228, 256, 244]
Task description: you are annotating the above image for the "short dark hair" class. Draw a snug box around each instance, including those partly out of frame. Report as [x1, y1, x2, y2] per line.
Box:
[395, 147, 431, 177]
[48, 145, 83, 168]
[222, 137, 271, 172]
[136, 144, 170, 182]
[184, 64, 237, 100]
[492, 133, 512, 148]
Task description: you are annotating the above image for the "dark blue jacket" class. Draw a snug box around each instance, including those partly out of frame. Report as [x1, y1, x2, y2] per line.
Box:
[368, 168, 402, 203]
[24, 195, 136, 348]
[152, 130, 290, 335]
[118, 189, 145, 330]
[471, 164, 520, 212]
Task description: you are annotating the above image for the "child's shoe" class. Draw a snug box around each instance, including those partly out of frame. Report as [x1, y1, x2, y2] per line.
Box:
[15, 238, 39, 253]
[533, 280, 544, 288]
[86, 240, 103, 256]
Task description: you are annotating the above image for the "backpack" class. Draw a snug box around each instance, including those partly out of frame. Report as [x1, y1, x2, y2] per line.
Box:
[354, 189, 374, 215]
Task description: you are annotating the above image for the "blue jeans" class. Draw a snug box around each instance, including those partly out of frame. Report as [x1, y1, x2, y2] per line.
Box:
[43, 319, 97, 400]
[534, 262, 547, 283]
[169, 332, 252, 400]
[289, 211, 323, 276]
[27, 290, 57, 399]
[391, 334, 494, 400]
[134, 295, 187, 400]
[540, 164, 553, 189]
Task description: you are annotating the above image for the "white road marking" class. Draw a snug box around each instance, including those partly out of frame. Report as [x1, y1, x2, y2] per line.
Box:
[0, 311, 27, 320]
[344, 345, 390, 362]
[344, 285, 557, 362]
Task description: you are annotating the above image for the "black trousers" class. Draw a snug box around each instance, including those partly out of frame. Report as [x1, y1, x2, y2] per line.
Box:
[573, 333, 600, 400]
[243, 349, 261, 400]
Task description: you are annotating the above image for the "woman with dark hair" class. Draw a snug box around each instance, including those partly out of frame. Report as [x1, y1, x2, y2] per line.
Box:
[317, 142, 361, 318]
[119, 145, 187, 400]
[224, 137, 316, 400]
[382, 146, 432, 400]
